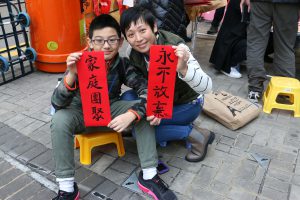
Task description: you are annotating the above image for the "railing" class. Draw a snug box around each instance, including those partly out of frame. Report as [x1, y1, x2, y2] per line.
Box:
[0, 0, 36, 86]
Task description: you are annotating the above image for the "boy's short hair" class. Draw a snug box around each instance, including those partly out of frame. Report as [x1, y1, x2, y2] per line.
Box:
[120, 6, 156, 38]
[89, 14, 121, 39]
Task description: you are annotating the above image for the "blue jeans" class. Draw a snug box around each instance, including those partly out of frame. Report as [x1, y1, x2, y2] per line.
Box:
[121, 90, 203, 147]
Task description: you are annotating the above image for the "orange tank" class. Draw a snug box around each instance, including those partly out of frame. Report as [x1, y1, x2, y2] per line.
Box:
[25, 0, 86, 72]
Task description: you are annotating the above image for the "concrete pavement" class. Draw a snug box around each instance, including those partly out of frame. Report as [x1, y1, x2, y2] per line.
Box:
[0, 21, 300, 200]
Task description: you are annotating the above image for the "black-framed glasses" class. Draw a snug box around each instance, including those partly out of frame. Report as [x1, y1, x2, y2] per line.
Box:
[92, 38, 120, 46]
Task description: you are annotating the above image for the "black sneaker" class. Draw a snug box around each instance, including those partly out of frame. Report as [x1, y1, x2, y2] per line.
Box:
[52, 182, 80, 200]
[248, 91, 261, 103]
[137, 171, 177, 200]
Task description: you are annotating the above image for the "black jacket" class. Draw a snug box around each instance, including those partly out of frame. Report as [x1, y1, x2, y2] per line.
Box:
[135, 0, 189, 40]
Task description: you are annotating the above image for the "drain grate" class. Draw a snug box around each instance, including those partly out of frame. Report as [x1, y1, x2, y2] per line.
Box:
[122, 170, 142, 194]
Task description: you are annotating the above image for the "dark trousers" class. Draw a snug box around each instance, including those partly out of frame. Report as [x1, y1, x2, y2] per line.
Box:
[230, 39, 247, 67]
[211, 6, 225, 27]
[247, 2, 299, 93]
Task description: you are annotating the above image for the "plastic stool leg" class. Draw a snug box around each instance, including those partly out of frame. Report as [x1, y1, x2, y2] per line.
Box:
[74, 136, 80, 149]
[294, 93, 300, 117]
[80, 139, 92, 165]
[116, 133, 125, 157]
[263, 90, 278, 114]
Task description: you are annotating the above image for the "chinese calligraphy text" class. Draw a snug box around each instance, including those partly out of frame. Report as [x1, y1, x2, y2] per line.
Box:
[147, 45, 177, 119]
[77, 51, 111, 126]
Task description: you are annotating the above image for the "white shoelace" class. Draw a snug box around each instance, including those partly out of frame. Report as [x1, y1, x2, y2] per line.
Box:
[249, 91, 260, 99]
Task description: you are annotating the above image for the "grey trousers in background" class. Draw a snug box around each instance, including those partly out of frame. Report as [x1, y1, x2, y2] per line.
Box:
[51, 100, 158, 179]
[247, 2, 299, 94]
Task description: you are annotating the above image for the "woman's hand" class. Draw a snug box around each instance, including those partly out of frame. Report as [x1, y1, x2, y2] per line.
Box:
[108, 112, 136, 132]
[147, 115, 161, 126]
[172, 45, 190, 77]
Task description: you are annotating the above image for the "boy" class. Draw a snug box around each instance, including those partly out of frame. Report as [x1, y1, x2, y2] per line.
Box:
[51, 14, 177, 200]
[120, 7, 214, 163]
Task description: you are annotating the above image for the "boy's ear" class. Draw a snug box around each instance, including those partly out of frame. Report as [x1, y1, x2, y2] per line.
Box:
[87, 37, 93, 50]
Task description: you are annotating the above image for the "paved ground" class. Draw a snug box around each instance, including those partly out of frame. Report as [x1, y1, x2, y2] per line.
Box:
[0, 149, 56, 200]
[0, 17, 300, 200]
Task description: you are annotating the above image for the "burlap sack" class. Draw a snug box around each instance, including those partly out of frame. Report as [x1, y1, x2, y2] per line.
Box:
[203, 91, 261, 130]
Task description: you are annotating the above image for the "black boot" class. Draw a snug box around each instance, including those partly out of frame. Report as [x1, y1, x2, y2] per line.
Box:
[207, 25, 218, 34]
[185, 127, 215, 162]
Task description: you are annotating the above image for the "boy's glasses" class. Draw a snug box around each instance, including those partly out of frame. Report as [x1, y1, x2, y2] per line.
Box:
[92, 38, 120, 46]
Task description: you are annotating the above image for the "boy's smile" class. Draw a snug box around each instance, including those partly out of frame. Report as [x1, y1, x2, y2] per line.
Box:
[88, 27, 123, 61]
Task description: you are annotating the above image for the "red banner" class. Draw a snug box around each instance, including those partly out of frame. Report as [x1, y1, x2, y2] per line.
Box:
[147, 45, 178, 119]
[77, 51, 111, 126]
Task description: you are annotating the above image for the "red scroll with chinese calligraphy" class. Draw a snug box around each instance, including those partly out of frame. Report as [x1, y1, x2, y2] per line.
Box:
[77, 51, 111, 126]
[147, 45, 178, 119]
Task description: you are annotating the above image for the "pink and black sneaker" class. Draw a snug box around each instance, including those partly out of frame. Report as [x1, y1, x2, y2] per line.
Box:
[138, 171, 177, 200]
[52, 182, 80, 200]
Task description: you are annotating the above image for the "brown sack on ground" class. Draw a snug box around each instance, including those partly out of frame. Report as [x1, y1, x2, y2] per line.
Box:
[203, 91, 261, 130]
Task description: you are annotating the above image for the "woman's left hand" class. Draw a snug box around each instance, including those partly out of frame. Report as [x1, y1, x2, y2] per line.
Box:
[172, 45, 190, 77]
[147, 115, 161, 126]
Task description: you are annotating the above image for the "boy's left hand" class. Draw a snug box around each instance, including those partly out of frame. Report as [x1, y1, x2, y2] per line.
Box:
[108, 112, 136, 132]
[172, 45, 189, 77]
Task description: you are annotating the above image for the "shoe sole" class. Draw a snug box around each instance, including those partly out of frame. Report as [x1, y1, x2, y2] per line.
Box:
[220, 70, 242, 79]
[185, 132, 215, 162]
[137, 181, 159, 200]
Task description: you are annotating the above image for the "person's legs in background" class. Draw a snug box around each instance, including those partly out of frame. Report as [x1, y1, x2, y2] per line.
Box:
[221, 39, 246, 79]
[247, 2, 272, 103]
[264, 31, 274, 63]
[272, 4, 298, 78]
[207, 6, 225, 34]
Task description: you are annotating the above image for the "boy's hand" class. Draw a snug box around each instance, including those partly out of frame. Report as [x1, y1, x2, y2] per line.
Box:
[108, 112, 136, 132]
[65, 52, 82, 87]
[66, 52, 82, 75]
[172, 45, 189, 77]
[147, 115, 161, 126]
